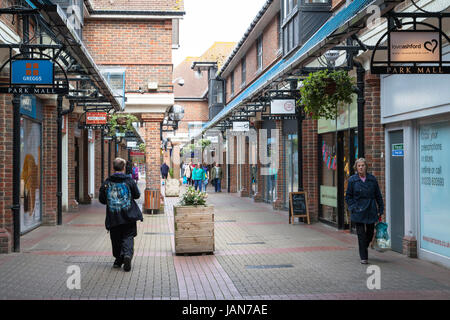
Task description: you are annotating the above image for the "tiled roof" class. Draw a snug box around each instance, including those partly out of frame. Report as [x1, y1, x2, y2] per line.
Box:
[87, 0, 184, 12]
[174, 42, 236, 98]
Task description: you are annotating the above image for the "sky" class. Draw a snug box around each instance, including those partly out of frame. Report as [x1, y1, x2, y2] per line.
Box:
[172, 0, 268, 67]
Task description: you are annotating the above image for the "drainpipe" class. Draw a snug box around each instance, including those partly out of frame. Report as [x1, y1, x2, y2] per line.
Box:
[353, 60, 365, 159]
[101, 129, 105, 183]
[12, 94, 21, 252]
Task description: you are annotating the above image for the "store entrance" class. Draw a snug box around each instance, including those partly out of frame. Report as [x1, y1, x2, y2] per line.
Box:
[319, 129, 357, 229]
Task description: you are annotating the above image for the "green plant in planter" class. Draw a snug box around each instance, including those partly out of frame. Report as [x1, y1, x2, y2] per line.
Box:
[179, 186, 208, 206]
[169, 168, 174, 178]
[138, 143, 145, 152]
[108, 114, 138, 136]
[299, 69, 354, 120]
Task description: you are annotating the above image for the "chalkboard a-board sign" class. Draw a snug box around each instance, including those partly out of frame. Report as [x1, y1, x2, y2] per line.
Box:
[289, 192, 310, 225]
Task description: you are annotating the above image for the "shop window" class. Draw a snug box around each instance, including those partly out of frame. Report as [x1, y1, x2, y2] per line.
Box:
[419, 121, 450, 258]
[319, 133, 338, 224]
[256, 35, 263, 72]
[241, 57, 246, 87]
[230, 72, 235, 97]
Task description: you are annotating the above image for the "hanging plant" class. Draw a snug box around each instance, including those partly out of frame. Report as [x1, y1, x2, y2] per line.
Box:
[138, 143, 145, 152]
[299, 69, 354, 120]
[108, 114, 138, 136]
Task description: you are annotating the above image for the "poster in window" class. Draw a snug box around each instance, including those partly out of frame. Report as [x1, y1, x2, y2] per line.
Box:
[419, 122, 450, 258]
[20, 118, 42, 233]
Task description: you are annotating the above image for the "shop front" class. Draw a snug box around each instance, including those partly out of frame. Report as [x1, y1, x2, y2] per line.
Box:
[318, 95, 358, 229]
[19, 95, 42, 234]
[382, 72, 450, 268]
[261, 119, 277, 203]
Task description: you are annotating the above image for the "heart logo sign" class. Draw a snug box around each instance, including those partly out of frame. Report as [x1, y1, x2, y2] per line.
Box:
[424, 39, 438, 54]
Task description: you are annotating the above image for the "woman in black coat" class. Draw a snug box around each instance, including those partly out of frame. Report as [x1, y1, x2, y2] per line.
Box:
[345, 158, 384, 264]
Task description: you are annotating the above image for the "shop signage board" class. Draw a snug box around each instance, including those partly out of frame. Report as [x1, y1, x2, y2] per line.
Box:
[371, 26, 450, 74]
[262, 115, 298, 120]
[1, 58, 68, 94]
[130, 151, 145, 156]
[318, 94, 357, 134]
[392, 143, 404, 157]
[232, 121, 250, 131]
[127, 141, 137, 148]
[86, 112, 107, 125]
[390, 32, 440, 63]
[11, 59, 54, 85]
[206, 136, 219, 143]
[289, 192, 310, 225]
[271, 99, 296, 114]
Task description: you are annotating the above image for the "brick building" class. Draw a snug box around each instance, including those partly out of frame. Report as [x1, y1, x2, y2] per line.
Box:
[195, 0, 398, 245]
[0, 0, 183, 253]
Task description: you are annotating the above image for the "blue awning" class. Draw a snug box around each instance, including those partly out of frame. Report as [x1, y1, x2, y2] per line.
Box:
[202, 0, 380, 132]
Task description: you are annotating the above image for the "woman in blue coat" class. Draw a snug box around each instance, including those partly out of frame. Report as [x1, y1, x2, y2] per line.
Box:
[345, 158, 384, 264]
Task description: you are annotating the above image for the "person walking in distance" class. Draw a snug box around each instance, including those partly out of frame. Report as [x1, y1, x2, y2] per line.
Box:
[192, 163, 205, 191]
[211, 163, 223, 192]
[160, 162, 169, 184]
[99, 158, 143, 272]
[345, 158, 384, 264]
[184, 162, 192, 186]
[132, 163, 139, 184]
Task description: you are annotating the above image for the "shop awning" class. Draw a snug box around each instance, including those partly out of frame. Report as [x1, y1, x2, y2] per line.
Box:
[201, 0, 396, 133]
[26, 0, 124, 111]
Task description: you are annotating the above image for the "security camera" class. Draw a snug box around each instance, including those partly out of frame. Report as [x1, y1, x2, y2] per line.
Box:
[177, 78, 185, 86]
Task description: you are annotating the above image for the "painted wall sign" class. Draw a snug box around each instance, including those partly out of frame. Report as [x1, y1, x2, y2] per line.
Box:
[390, 32, 440, 63]
[86, 112, 107, 125]
[392, 143, 404, 157]
[11, 59, 54, 85]
[271, 99, 296, 114]
[232, 121, 250, 131]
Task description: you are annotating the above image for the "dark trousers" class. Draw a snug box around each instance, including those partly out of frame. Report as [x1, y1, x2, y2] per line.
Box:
[214, 179, 221, 192]
[355, 223, 375, 260]
[110, 222, 137, 260]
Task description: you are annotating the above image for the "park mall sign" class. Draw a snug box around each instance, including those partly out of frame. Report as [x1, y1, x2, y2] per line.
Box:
[370, 11, 450, 75]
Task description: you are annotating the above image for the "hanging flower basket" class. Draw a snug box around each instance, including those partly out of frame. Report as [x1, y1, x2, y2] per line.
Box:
[299, 69, 354, 120]
[108, 114, 138, 136]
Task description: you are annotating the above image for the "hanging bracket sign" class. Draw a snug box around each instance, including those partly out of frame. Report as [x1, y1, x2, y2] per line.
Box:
[0, 51, 69, 94]
[370, 13, 450, 75]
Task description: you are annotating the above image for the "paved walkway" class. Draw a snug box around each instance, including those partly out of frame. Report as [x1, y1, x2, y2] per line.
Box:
[1, 181, 450, 300]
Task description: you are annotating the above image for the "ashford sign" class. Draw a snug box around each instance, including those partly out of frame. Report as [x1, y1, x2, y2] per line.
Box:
[371, 29, 450, 74]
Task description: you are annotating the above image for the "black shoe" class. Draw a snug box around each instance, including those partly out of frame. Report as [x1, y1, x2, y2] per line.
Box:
[113, 258, 123, 268]
[123, 256, 132, 272]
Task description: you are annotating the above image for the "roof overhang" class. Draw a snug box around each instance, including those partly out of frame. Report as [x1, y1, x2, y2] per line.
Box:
[201, 0, 401, 133]
[28, 1, 123, 111]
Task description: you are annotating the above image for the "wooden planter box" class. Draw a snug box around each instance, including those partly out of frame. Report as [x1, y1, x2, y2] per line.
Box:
[174, 205, 214, 255]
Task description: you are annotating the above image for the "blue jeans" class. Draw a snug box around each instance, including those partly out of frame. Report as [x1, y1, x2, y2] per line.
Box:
[194, 180, 201, 191]
[203, 179, 208, 192]
[214, 179, 221, 192]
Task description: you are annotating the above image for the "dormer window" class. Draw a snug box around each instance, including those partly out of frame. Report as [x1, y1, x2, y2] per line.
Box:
[281, 0, 331, 57]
